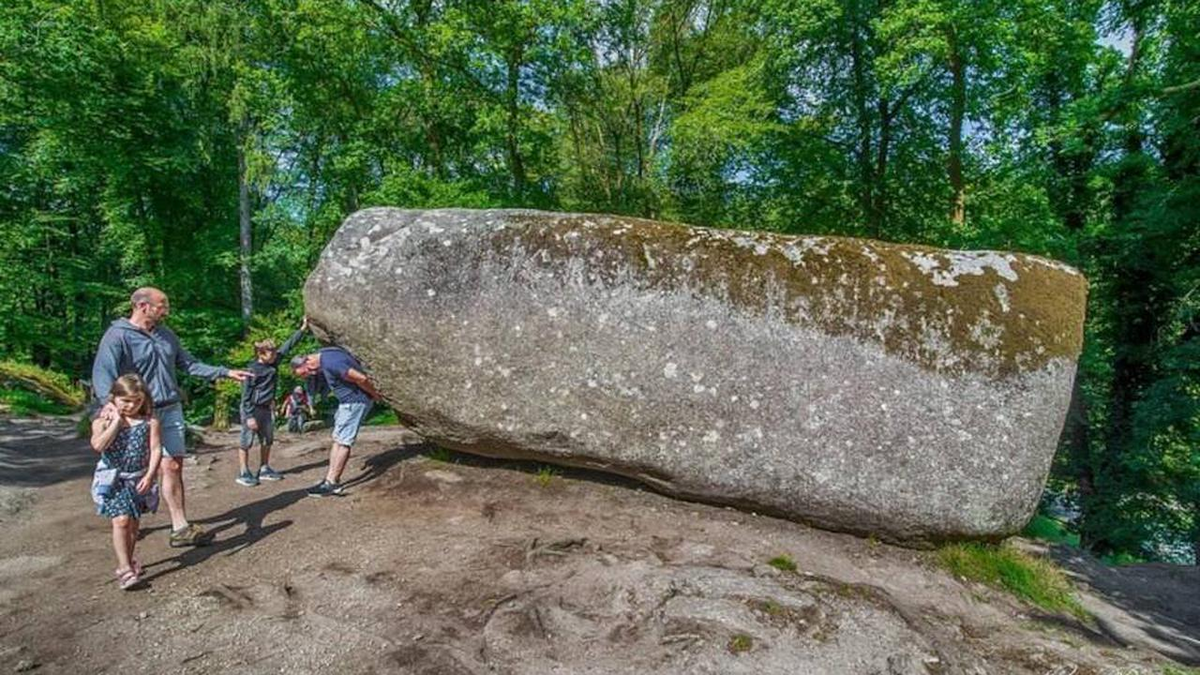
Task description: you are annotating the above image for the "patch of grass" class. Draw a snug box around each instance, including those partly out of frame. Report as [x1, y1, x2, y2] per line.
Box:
[727, 634, 753, 654]
[760, 600, 785, 616]
[938, 542, 1087, 620]
[427, 447, 453, 463]
[0, 388, 75, 416]
[767, 554, 797, 572]
[533, 465, 558, 487]
[1022, 515, 1081, 547]
[1162, 666, 1200, 675]
[0, 361, 84, 410]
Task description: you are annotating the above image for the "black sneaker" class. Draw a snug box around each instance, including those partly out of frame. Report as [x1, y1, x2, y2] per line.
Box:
[306, 480, 344, 498]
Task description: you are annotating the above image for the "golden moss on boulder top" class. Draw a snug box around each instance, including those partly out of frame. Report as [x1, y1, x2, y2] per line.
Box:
[497, 213, 1086, 378]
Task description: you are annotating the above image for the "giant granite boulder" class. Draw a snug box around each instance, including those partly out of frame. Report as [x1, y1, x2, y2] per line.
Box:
[305, 208, 1086, 545]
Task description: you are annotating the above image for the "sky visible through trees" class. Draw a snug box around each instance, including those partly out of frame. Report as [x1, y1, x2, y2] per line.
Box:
[0, 0, 1197, 563]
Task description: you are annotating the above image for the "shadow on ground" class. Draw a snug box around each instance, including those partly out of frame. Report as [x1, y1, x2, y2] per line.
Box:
[1049, 545, 1200, 665]
[0, 415, 92, 487]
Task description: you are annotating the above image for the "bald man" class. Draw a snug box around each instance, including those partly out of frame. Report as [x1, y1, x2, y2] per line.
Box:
[92, 288, 252, 548]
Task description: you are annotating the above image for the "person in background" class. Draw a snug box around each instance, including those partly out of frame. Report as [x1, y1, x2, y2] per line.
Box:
[236, 318, 308, 486]
[281, 385, 314, 434]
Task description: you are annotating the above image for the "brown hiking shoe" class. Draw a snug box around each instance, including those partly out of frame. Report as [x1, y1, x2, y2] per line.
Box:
[168, 523, 212, 548]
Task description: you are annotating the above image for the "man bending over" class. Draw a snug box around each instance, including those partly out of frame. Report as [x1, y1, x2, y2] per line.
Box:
[290, 345, 380, 497]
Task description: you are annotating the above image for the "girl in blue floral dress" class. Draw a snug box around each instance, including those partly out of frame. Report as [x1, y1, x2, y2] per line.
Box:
[91, 374, 161, 590]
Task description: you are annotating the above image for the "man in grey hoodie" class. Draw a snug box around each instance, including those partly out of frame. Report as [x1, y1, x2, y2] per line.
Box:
[92, 287, 252, 548]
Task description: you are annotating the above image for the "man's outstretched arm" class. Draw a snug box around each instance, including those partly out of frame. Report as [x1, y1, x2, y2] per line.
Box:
[168, 330, 251, 382]
[277, 317, 309, 360]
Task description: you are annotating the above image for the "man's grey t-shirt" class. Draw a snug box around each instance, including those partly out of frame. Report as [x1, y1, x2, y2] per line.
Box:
[319, 347, 371, 405]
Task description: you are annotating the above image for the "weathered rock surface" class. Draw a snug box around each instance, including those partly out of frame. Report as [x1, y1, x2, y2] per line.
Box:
[305, 208, 1087, 545]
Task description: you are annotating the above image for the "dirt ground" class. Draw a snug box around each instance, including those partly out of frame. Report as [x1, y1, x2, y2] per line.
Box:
[1, 414, 1197, 674]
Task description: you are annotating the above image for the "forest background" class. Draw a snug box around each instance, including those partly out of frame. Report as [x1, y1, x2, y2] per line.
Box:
[0, 0, 1196, 564]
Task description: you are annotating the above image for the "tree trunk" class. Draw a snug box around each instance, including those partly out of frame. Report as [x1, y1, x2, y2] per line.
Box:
[1085, 21, 1150, 555]
[1060, 370, 1097, 547]
[946, 25, 966, 227]
[505, 48, 526, 197]
[237, 135, 254, 330]
[850, 10, 876, 235]
[212, 382, 231, 431]
[872, 97, 891, 236]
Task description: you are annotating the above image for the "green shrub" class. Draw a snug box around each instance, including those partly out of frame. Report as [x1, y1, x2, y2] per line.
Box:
[1100, 551, 1147, 566]
[366, 408, 400, 426]
[938, 542, 1087, 619]
[1022, 515, 1081, 547]
[0, 388, 75, 415]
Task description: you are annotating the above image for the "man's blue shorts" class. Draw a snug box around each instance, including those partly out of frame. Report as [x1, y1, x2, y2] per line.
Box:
[154, 403, 188, 458]
[332, 402, 371, 447]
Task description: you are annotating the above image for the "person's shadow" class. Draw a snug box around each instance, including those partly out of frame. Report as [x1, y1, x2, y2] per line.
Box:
[340, 440, 431, 490]
[136, 438, 429, 584]
[139, 488, 307, 583]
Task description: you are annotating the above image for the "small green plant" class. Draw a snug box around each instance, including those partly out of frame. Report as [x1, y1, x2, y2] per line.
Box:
[428, 447, 453, 463]
[533, 465, 557, 487]
[760, 600, 785, 616]
[727, 634, 753, 654]
[767, 554, 797, 572]
[938, 542, 1087, 619]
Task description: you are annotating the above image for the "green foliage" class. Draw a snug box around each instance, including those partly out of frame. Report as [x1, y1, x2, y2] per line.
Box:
[1022, 516, 1081, 548]
[0, 388, 74, 416]
[938, 543, 1087, 619]
[0, 361, 84, 410]
[533, 465, 558, 487]
[1099, 551, 1147, 567]
[365, 408, 400, 426]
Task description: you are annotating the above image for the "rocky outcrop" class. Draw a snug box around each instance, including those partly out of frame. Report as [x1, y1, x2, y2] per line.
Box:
[304, 208, 1087, 545]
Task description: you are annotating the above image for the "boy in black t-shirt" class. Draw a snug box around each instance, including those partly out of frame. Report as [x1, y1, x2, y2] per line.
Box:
[236, 318, 307, 486]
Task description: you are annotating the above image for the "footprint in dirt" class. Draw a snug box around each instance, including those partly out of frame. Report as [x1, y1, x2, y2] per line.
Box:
[196, 582, 300, 619]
